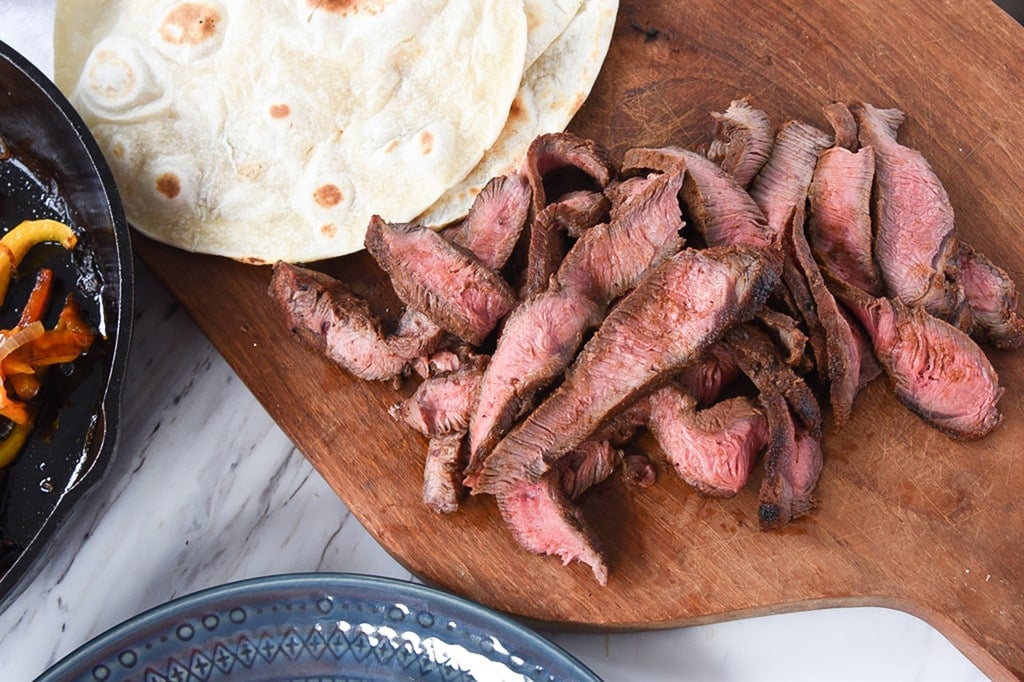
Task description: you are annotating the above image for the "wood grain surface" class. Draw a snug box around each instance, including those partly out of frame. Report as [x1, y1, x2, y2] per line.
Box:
[134, 2, 1024, 678]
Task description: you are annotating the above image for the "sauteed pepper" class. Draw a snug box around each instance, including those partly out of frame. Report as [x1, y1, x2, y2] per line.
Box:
[0, 219, 94, 470]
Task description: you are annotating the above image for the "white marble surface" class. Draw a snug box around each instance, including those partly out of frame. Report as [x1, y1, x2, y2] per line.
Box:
[0, 3, 995, 680]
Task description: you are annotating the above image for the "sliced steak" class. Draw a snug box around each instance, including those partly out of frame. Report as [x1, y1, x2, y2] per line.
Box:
[523, 131, 617, 215]
[495, 474, 608, 584]
[269, 261, 407, 381]
[757, 389, 823, 530]
[389, 361, 485, 438]
[521, 132, 617, 297]
[706, 98, 774, 188]
[468, 170, 686, 470]
[622, 453, 657, 487]
[423, 432, 466, 514]
[392, 176, 530, 366]
[474, 245, 779, 494]
[365, 216, 515, 346]
[624, 146, 774, 250]
[443, 173, 531, 271]
[675, 347, 740, 406]
[756, 308, 809, 369]
[808, 104, 883, 296]
[466, 286, 604, 474]
[721, 323, 822, 437]
[822, 100, 858, 152]
[749, 120, 833, 244]
[557, 169, 686, 303]
[788, 206, 865, 428]
[558, 440, 623, 501]
[829, 273, 1003, 439]
[852, 102, 965, 323]
[959, 242, 1024, 349]
[536, 189, 610, 239]
[648, 386, 768, 497]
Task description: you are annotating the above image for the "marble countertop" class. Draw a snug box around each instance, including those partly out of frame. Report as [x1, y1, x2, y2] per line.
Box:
[0, 3, 994, 680]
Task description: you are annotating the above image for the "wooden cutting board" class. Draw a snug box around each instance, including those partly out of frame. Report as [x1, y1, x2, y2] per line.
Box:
[134, 1, 1024, 678]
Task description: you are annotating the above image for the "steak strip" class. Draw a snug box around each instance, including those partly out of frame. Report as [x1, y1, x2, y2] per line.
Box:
[269, 262, 407, 382]
[827, 272, 1003, 440]
[706, 98, 774, 188]
[466, 170, 686, 471]
[647, 386, 768, 497]
[474, 245, 779, 495]
[749, 119, 833, 246]
[808, 103, 883, 296]
[852, 102, 965, 324]
[959, 242, 1024, 349]
[622, 146, 774, 250]
[365, 216, 515, 346]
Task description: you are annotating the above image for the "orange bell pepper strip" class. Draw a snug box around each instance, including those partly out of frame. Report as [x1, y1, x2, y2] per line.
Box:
[18, 268, 54, 327]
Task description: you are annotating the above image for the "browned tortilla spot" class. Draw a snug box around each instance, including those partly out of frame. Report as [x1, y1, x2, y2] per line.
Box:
[314, 184, 343, 208]
[269, 103, 291, 119]
[159, 3, 222, 46]
[156, 172, 181, 199]
[508, 95, 527, 125]
[320, 223, 338, 238]
[306, 0, 384, 17]
[111, 142, 125, 159]
[419, 130, 434, 156]
[384, 139, 399, 154]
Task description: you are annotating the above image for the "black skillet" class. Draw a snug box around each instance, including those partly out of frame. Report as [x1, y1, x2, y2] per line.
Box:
[0, 40, 133, 610]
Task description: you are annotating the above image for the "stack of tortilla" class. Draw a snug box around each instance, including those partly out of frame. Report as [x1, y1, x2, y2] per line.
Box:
[54, 0, 619, 263]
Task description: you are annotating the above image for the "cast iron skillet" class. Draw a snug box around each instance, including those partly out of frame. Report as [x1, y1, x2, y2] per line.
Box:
[0, 41, 133, 609]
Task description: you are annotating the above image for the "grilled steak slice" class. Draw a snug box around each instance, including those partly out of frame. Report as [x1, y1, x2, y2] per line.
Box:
[536, 189, 610, 240]
[624, 146, 774, 250]
[521, 132, 617, 297]
[467, 170, 686, 469]
[828, 273, 1003, 439]
[622, 453, 657, 487]
[474, 246, 779, 494]
[756, 309, 808, 369]
[852, 102, 965, 323]
[749, 120, 833, 244]
[822, 100, 858, 151]
[558, 440, 622, 501]
[808, 106, 883, 296]
[648, 386, 768, 497]
[780, 207, 830, 377]
[389, 362, 485, 437]
[495, 474, 608, 584]
[269, 261, 407, 381]
[707, 98, 774, 188]
[392, 176, 530, 366]
[757, 389, 823, 530]
[557, 169, 686, 303]
[591, 397, 652, 446]
[365, 216, 515, 346]
[959, 242, 1024, 349]
[675, 347, 740, 406]
[443, 173, 531, 270]
[721, 323, 822, 437]
[466, 286, 604, 474]
[788, 206, 864, 428]
[524, 131, 617, 214]
[423, 432, 466, 514]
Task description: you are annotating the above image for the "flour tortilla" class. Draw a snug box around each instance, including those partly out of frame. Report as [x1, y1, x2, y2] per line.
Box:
[417, 0, 619, 228]
[54, 0, 528, 263]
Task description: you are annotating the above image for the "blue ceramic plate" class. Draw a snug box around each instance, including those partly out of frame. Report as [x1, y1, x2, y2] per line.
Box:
[38, 573, 600, 682]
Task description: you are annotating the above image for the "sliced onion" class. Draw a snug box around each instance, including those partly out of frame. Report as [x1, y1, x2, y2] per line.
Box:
[0, 321, 45, 363]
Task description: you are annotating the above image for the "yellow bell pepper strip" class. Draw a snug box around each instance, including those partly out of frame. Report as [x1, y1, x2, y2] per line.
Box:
[0, 219, 77, 306]
[0, 422, 32, 469]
